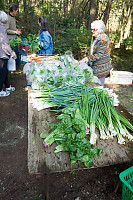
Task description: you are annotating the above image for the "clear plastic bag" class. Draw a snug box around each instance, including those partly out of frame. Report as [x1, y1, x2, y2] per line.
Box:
[23, 51, 96, 90]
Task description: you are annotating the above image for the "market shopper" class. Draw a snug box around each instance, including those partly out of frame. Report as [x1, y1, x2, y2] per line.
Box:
[79, 20, 112, 86]
[38, 15, 53, 56]
[0, 11, 17, 97]
[5, 3, 22, 67]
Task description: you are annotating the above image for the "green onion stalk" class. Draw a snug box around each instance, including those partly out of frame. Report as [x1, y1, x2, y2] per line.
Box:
[38, 84, 133, 145]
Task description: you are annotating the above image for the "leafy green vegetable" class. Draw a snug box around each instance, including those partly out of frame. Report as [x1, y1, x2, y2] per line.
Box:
[39, 83, 133, 145]
[41, 104, 102, 168]
[10, 36, 21, 49]
[25, 34, 40, 53]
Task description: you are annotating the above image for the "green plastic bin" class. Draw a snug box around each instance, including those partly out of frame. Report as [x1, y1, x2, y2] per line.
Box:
[119, 166, 133, 200]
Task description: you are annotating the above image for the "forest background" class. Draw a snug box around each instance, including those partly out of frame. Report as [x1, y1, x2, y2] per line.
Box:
[1, 0, 133, 72]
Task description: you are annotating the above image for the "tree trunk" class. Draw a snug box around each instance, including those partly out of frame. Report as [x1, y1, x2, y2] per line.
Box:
[102, 0, 113, 25]
[23, 0, 26, 12]
[88, 0, 96, 30]
[9, 0, 12, 4]
[63, 0, 66, 16]
[66, 0, 69, 14]
[63, 0, 69, 15]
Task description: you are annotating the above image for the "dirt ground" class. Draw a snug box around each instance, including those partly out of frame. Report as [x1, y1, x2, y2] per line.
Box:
[0, 67, 133, 200]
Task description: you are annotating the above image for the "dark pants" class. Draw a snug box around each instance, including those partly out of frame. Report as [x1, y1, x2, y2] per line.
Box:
[0, 59, 10, 91]
[14, 46, 20, 67]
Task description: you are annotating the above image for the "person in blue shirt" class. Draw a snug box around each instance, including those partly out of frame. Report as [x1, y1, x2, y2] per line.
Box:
[38, 15, 53, 56]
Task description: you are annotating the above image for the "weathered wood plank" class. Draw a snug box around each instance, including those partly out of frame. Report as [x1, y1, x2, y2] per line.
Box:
[28, 88, 133, 174]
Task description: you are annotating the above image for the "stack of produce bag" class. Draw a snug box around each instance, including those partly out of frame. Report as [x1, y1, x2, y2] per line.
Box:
[23, 51, 101, 90]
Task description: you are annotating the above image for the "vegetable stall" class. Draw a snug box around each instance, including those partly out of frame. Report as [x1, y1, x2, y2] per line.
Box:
[23, 51, 133, 175]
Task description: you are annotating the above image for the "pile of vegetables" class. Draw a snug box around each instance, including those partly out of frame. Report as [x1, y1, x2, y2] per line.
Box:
[78, 85, 133, 145]
[40, 104, 103, 168]
[10, 34, 40, 53]
[27, 54, 46, 62]
[23, 34, 40, 53]
[24, 51, 133, 168]
[10, 36, 21, 49]
[23, 51, 93, 89]
[39, 84, 133, 145]
[39, 84, 133, 167]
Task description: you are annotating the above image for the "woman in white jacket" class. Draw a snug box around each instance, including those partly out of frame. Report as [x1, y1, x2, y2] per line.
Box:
[0, 11, 16, 97]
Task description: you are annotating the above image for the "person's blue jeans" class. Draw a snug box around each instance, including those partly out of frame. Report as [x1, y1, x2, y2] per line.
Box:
[14, 46, 20, 67]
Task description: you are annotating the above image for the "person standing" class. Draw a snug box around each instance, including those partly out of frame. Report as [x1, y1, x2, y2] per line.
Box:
[0, 11, 17, 97]
[5, 3, 22, 67]
[38, 15, 53, 56]
[79, 20, 112, 86]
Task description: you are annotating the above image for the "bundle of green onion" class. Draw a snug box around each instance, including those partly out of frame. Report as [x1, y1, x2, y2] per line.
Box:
[39, 84, 133, 145]
[78, 86, 133, 144]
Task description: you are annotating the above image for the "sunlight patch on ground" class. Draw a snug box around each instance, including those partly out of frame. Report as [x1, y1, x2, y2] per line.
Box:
[0, 125, 25, 146]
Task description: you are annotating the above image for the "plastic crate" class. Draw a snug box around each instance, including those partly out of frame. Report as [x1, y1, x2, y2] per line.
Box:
[119, 166, 133, 200]
[110, 70, 133, 84]
[19, 42, 29, 54]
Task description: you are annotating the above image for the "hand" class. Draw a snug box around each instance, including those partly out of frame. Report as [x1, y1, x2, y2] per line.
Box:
[12, 55, 17, 60]
[16, 29, 22, 35]
[79, 57, 86, 64]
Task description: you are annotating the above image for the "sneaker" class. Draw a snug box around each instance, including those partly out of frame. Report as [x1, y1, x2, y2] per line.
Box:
[0, 90, 10, 97]
[6, 85, 15, 92]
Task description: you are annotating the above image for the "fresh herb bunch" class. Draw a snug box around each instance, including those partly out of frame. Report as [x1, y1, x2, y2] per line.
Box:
[40, 105, 102, 168]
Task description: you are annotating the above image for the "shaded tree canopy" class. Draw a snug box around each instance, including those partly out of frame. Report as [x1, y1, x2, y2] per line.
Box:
[1, 0, 132, 50]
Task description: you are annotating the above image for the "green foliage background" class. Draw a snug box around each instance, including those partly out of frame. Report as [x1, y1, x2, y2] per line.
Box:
[2, 0, 133, 71]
